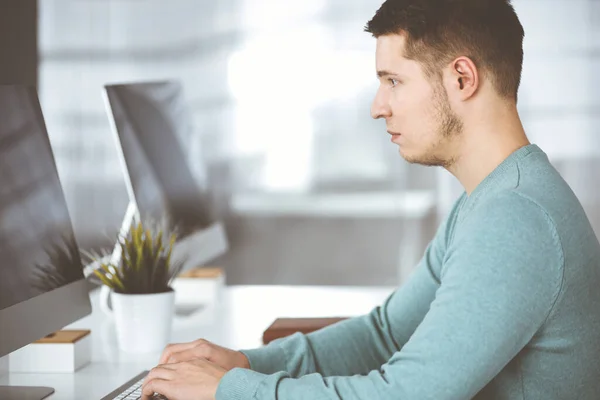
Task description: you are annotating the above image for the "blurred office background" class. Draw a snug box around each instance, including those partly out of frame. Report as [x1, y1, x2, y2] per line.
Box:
[2, 0, 599, 286]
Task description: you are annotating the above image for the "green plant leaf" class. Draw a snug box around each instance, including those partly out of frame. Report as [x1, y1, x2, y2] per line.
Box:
[93, 269, 116, 289]
[87, 219, 183, 294]
[99, 263, 126, 292]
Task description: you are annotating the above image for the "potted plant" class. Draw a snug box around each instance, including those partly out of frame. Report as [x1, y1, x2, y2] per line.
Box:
[90, 221, 184, 353]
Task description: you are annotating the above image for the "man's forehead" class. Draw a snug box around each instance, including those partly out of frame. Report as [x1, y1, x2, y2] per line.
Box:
[375, 34, 412, 71]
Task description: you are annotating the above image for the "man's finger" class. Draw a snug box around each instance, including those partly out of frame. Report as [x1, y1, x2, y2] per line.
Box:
[144, 364, 178, 385]
[141, 378, 169, 400]
[190, 357, 212, 366]
[167, 346, 210, 364]
[157, 363, 180, 371]
[159, 342, 197, 364]
[167, 350, 186, 364]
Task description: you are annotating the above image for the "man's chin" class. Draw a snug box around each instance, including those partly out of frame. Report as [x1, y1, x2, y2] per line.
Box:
[401, 151, 446, 167]
[398, 149, 422, 165]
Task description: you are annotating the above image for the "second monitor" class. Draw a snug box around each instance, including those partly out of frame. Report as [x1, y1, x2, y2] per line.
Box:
[103, 80, 227, 270]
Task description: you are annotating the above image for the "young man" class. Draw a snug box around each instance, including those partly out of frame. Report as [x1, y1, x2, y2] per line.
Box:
[142, 0, 600, 399]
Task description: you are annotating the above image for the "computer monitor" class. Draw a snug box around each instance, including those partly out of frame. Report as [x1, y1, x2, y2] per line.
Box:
[0, 85, 92, 399]
[103, 80, 228, 270]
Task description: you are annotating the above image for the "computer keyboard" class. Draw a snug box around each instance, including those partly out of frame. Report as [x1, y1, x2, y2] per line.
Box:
[100, 371, 168, 400]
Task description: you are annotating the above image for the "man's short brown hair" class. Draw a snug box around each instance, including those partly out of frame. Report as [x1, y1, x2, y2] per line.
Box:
[365, 0, 525, 101]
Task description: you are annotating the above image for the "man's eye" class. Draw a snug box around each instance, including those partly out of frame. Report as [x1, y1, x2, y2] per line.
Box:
[388, 78, 399, 88]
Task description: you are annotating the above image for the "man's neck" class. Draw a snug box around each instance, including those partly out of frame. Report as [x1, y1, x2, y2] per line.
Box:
[446, 107, 530, 196]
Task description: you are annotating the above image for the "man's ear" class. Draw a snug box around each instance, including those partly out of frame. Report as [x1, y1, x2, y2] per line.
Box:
[446, 56, 479, 101]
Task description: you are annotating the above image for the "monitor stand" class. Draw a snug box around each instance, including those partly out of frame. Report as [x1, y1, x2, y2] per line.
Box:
[0, 386, 54, 400]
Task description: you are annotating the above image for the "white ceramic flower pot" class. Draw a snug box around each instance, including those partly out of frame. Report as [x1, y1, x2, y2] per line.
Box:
[99, 286, 175, 353]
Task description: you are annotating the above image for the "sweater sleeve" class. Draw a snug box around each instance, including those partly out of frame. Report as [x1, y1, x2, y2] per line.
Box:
[216, 192, 564, 400]
[240, 261, 440, 377]
[237, 192, 463, 379]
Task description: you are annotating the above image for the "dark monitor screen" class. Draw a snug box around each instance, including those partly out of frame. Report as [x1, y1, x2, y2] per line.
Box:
[104, 81, 213, 238]
[0, 86, 84, 311]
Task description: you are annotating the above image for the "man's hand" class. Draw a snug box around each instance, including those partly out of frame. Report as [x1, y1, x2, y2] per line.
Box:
[159, 339, 250, 371]
[141, 358, 227, 400]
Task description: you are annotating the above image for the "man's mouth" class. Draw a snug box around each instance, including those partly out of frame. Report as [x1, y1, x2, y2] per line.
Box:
[388, 131, 402, 144]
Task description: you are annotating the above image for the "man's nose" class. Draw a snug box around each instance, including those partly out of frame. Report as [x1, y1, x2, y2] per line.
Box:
[371, 88, 391, 119]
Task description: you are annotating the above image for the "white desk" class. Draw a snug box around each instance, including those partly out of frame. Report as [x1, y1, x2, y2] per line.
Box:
[0, 285, 394, 399]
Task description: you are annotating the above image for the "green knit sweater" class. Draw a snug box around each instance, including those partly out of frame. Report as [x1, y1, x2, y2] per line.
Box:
[217, 144, 600, 400]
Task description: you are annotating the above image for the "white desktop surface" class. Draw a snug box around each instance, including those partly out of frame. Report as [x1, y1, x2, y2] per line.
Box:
[0, 285, 395, 399]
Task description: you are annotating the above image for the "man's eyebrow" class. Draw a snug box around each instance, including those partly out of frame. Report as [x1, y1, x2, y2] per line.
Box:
[377, 70, 398, 78]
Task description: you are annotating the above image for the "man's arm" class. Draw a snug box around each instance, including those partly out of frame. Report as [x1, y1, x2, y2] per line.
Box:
[241, 261, 440, 377]
[216, 193, 565, 399]
[239, 194, 466, 378]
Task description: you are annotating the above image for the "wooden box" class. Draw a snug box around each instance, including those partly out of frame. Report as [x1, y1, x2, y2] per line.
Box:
[262, 317, 348, 344]
[9, 330, 91, 373]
